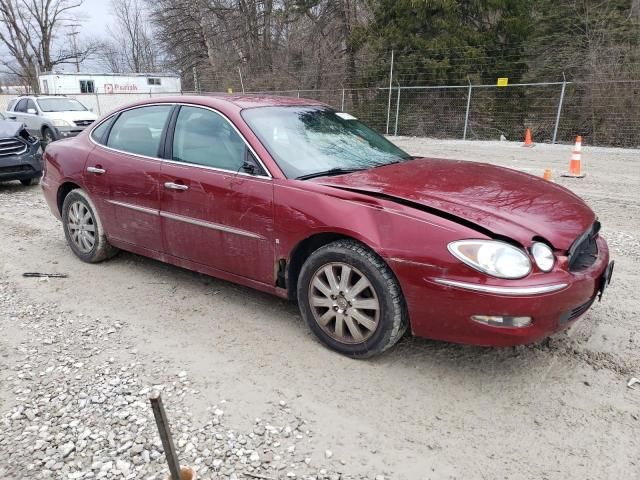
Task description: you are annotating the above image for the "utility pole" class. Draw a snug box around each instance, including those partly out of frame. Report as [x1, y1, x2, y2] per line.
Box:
[67, 24, 81, 73]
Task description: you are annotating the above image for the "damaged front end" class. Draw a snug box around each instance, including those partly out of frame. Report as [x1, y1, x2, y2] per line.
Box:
[0, 120, 42, 184]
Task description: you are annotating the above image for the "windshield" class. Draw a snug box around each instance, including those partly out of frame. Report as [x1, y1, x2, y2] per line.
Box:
[242, 106, 411, 178]
[37, 98, 87, 112]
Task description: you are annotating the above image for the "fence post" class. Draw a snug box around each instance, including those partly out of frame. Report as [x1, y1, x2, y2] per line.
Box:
[341, 88, 345, 111]
[94, 91, 101, 115]
[385, 50, 394, 135]
[394, 86, 401, 136]
[463, 81, 472, 140]
[552, 74, 567, 144]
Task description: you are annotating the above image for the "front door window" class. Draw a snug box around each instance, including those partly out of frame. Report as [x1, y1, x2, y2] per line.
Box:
[171, 106, 246, 171]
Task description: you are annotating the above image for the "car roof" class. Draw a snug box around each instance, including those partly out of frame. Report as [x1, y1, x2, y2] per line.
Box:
[116, 94, 329, 114]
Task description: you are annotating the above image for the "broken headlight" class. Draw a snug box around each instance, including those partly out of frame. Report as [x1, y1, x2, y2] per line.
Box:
[531, 242, 555, 272]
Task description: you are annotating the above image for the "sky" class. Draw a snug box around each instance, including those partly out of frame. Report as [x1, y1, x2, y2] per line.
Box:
[76, 0, 113, 38]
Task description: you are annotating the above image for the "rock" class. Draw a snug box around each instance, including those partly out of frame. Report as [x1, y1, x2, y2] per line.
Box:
[325, 450, 333, 459]
[60, 442, 75, 458]
[115, 459, 130, 474]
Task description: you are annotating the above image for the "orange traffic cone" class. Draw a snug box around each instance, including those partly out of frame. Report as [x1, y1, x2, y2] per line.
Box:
[562, 136, 586, 178]
[522, 128, 534, 147]
[543, 169, 553, 181]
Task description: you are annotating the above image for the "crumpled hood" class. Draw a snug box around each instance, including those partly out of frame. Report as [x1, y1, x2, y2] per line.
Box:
[0, 120, 26, 138]
[313, 158, 595, 250]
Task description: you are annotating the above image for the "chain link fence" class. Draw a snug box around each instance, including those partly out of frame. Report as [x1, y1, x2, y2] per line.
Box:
[1, 79, 638, 148]
[246, 80, 640, 148]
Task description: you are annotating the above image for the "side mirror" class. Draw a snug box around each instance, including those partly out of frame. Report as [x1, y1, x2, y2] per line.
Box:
[27, 108, 37, 115]
[241, 150, 265, 176]
[242, 161, 256, 175]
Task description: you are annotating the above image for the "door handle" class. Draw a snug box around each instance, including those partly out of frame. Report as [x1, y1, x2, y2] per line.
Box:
[87, 166, 106, 175]
[164, 182, 189, 191]
[7, 116, 16, 120]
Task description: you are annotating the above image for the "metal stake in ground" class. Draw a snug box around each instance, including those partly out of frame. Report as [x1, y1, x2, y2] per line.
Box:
[149, 392, 182, 480]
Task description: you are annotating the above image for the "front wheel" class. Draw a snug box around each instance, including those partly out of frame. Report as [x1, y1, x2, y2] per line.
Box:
[297, 239, 408, 358]
[61, 189, 119, 263]
[20, 178, 36, 186]
[42, 127, 56, 146]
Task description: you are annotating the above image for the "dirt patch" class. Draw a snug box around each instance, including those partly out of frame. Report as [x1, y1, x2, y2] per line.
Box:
[0, 139, 638, 479]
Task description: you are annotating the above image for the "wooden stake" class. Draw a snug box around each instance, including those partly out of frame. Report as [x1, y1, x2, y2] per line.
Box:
[149, 392, 182, 480]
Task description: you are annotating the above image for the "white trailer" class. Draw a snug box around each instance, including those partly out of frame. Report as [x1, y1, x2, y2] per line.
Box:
[38, 72, 182, 95]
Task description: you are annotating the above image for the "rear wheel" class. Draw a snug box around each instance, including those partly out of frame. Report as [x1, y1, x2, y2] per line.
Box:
[20, 178, 36, 186]
[297, 239, 408, 358]
[61, 189, 118, 263]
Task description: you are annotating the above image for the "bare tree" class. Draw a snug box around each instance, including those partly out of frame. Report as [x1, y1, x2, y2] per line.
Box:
[97, 0, 159, 73]
[0, 0, 94, 92]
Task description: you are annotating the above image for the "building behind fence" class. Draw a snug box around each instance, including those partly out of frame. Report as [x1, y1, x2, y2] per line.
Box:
[1, 78, 638, 148]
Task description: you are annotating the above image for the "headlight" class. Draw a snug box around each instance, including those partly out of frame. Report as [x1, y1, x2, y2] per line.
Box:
[51, 119, 72, 127]
[531, 242, 555, 272]
[448, 240, 532, 279]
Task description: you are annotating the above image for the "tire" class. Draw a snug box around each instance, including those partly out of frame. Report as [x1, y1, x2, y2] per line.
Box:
[42, 126, 56, 146]
[61, 189, 119, 263]
[297, 239, 408, 358]
[20, 178, 36, 186]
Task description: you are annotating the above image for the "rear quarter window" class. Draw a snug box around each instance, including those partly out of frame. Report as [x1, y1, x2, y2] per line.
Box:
[91, 116, 116, 145]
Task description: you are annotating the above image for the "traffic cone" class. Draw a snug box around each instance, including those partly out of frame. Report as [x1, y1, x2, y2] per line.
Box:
[543, 169, 553, 181]
[522, 128, 534, 147]
[562, 136, 586, 178]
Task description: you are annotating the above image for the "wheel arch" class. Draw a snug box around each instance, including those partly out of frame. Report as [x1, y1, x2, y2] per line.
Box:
[57, 181, 81, 215]
[285, 231, 384, 302]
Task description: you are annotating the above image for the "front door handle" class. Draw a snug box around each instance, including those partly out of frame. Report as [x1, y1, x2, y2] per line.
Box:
[87, 166, 106, 175]
[164, 182, 189, 191]
[7, 116, 16, 120]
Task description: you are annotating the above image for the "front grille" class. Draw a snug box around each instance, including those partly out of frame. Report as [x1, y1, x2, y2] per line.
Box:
[0, 137, 27, 157]
[74, 120, 94, 127]
[0, 164, 34, 175]
[567, 221, 600, 272]
[560, 296, 596, 325]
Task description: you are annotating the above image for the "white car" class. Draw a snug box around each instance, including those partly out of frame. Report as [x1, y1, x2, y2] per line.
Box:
[5, 96, 98, 143]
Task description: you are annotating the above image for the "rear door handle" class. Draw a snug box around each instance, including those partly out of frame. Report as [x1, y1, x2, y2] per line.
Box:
[164, 182, 189, 191]
[87, 166, 106, 175]
[7, 116, 16, 120]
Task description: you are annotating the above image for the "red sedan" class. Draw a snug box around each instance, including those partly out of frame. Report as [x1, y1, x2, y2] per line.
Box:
[41, 95, 613, 357]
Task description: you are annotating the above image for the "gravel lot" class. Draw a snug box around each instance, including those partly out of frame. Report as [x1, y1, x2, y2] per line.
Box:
[1, 138, 638, 479]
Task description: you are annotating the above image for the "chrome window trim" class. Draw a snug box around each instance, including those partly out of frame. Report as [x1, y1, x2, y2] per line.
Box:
[88, 102, 273, 180]
[159, 211, 264, 240]
[432, 278, 568, 296]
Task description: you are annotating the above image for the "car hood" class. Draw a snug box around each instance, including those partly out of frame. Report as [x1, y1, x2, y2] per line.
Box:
[0, 120, 25, 138]
[42, 110, 98, 122]
[313, 158, 595, 250]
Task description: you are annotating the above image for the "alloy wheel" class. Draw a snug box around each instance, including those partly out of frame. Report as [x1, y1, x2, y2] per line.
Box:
[308, 262, 380, 344]
[67, 201, 96, 253]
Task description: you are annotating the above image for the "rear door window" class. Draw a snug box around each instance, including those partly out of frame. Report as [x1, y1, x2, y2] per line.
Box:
[14, 99, 28, 113]
[106, 105, 172, 157]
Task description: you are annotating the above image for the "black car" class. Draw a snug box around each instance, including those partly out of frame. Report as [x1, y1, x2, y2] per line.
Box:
[0, 112, 42, 186]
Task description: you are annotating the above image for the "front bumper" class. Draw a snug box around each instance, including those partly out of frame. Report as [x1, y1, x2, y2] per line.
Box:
[0, 140, 42, 182]
[389, 236, 610, 346]
[55, 126, 87, 139]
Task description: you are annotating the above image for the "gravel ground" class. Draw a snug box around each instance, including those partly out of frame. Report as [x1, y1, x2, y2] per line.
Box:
[0, 138, 639, 479]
